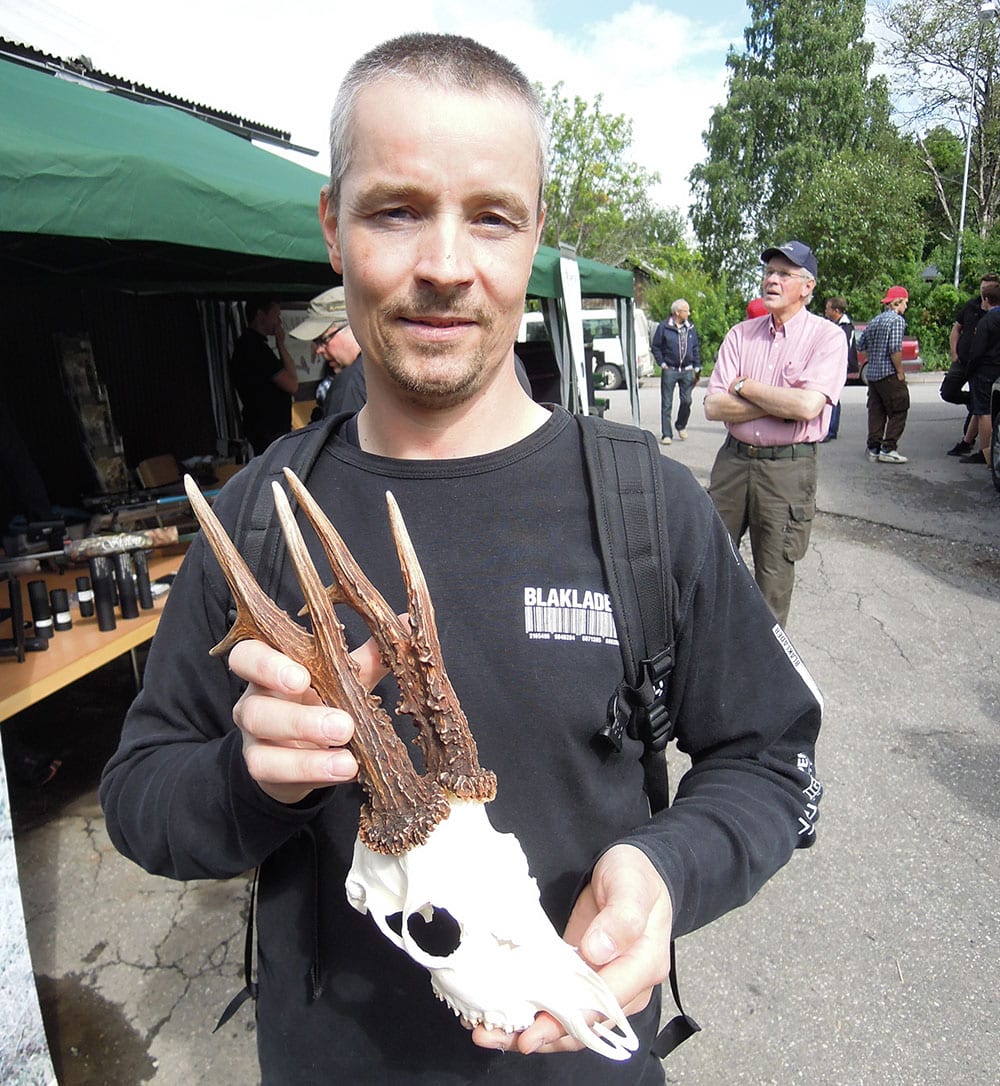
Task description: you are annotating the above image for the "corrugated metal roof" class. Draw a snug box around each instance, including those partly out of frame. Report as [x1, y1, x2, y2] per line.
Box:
[0, 36, 315, 154]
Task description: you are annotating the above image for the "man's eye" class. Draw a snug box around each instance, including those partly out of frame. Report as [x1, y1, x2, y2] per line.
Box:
[379, 207, 416, 222]
[477, 213, 514, 229]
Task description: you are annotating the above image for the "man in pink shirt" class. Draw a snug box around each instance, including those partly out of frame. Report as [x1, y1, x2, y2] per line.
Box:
[705, 241, 846, 626]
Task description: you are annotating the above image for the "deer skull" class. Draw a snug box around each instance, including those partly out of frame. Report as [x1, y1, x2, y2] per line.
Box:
[185, 473, 639, 1062]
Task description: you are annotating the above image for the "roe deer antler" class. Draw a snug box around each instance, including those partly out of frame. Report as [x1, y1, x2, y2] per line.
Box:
[183, 473, 495, 854]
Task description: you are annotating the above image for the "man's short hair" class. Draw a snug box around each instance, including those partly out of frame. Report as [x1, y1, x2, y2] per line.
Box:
[671, 299, 689, 316]
[245, 299, 276, 324]
[327, 33, 548, 215]
[981, 273, 1000, 287]
[982, 282, 1000, 307]
[826, 297, 847, 314]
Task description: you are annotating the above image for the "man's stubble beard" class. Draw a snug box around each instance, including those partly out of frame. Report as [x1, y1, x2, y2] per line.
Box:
[378, 296, 503, 410]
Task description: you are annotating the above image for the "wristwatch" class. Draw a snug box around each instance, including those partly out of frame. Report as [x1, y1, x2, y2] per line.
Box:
[733, 378, 747, 397]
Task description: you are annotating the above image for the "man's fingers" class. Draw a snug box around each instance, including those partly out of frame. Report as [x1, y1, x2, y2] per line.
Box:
[242, 738, 358, 788]
[228, 635, 388, 698]
[228, 639, 311, 695]
[236, 694, 354, 748]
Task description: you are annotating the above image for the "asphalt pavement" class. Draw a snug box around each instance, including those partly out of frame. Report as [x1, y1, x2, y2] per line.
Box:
[608, 376, 1000, 1085]
[5, 376, 999, 1085]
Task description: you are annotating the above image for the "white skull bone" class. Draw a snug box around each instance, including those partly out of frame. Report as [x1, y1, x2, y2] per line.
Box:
[345, 798, 639, 1061]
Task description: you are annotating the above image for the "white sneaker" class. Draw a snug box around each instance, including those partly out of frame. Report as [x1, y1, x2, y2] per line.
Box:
[878, 448, 908, 464]
[866, 449, 879, 462]
[677, 430, 688, 440]
[660, 436, 672, 445]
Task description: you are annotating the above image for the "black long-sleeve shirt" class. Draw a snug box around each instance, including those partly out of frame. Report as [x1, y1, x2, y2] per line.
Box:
[101, 408, 822, 1084]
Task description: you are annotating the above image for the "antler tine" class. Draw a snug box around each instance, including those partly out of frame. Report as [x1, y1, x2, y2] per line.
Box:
[184, 475, 312, 661]
[186, 475, 449, 855]
[283, 471, 492, 799]
[385, 491, 496, 802]
[281, 469, 407, 645]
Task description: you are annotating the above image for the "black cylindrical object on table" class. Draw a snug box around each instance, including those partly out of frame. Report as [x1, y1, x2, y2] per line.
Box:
[113, 551, 139, 619]
[132, 549, 154, 610]
[89, 556, 117, 631]
[50, 587, 73, 630]
[76, 574, 95, 617]
[27, 579, 54, 638]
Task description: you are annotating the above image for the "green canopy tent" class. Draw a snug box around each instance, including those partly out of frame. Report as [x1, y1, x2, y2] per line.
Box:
[528, 244, 640, 422]
[0, 55, 335, 294]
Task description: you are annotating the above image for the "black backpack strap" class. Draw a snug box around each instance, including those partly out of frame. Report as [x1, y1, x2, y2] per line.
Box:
[233, 411, 351, 592]
[577, 415, 675, 797]
[213, 868, 259, 1032]
[577, 412, 700, 1057]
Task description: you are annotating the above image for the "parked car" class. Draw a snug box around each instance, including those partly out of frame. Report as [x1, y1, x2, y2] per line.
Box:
[991, 375, 1000, 493]
[847, 322, 922, 385]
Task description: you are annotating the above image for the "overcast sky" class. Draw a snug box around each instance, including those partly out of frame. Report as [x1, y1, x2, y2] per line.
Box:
[0, 0, 758, 217]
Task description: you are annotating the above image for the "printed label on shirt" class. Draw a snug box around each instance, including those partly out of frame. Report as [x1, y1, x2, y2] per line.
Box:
[523, 586, 619, 645]
[796, 751, 822, 837]
[771, 622, 824, 712]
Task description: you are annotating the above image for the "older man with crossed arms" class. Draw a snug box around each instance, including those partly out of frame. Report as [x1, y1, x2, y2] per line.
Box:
[705, 241, 845, 627]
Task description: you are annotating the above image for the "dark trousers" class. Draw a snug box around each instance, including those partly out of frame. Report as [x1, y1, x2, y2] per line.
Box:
[660, 368, 696, 438]
[866, 375, 910, 452]
[708, 441, 817, 627]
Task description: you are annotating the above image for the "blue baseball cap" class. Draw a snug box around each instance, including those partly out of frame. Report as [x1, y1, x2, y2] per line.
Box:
[760, 241, 818, 280]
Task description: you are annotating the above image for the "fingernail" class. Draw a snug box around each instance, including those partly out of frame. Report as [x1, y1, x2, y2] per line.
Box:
[280, 663, 310, 690]
[587, 930, 618, 965]
[320, 712, 345, 744]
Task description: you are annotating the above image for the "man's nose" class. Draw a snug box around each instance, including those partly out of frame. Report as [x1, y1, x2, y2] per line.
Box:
[414, 216, 475, 289]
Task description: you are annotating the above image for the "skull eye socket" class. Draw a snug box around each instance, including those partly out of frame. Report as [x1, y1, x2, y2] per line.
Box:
[405, 905, 462, 958]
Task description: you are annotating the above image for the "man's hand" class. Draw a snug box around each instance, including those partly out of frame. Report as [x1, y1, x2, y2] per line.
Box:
[228, 636, 386, 805]
[472, 844, 673, 1056]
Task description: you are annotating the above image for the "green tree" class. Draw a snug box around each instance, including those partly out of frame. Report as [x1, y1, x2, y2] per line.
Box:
[772, 144, 929, 297]
[875, 0, 1000, 286]
[539, 83, 683, 266]
[689, 0, 893, 282]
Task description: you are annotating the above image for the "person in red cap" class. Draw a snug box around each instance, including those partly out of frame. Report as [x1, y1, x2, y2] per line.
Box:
[746, 297, 768, 319]
[857, 287, 911, 464]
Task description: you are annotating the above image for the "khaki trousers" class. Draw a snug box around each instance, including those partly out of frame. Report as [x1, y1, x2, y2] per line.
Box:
[708, 442, 817, 627]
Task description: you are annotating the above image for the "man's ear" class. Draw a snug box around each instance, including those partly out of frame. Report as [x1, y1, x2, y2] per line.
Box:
[319, 186, 343, 275]
[534, 201, 546, 251]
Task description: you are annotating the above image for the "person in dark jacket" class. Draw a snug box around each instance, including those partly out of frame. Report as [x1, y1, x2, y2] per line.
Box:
[822, 296, 858, 440]
[100, 32, 823, 1085]
[964, 279, 1000, 469]
[229, 299, 299, 455]
[651, 300, 701, 445]
[944, 273, 999, 458]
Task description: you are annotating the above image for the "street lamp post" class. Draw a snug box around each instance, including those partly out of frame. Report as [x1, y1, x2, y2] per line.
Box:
[955, 1, 1000, 289]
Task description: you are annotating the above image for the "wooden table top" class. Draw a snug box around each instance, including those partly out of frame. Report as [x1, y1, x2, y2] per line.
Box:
[0, 552, 184, 723]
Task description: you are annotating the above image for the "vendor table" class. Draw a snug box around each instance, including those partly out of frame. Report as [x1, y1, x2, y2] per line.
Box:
[0, 552, 183, 723]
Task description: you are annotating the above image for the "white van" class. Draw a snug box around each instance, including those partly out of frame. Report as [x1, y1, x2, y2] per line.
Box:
[518, 308, 654, 390]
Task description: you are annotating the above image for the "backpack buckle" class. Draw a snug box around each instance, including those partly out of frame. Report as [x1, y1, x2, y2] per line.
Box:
[625, 645, 674, 753]
[596, 645, 674, 754]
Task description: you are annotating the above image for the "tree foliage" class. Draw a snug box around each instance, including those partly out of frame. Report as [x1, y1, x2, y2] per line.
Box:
[875, 0, 1000, 269]
[773, 145, 930, 298]
[539, 83, 684, 267]
[689, 0, 895, 281]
